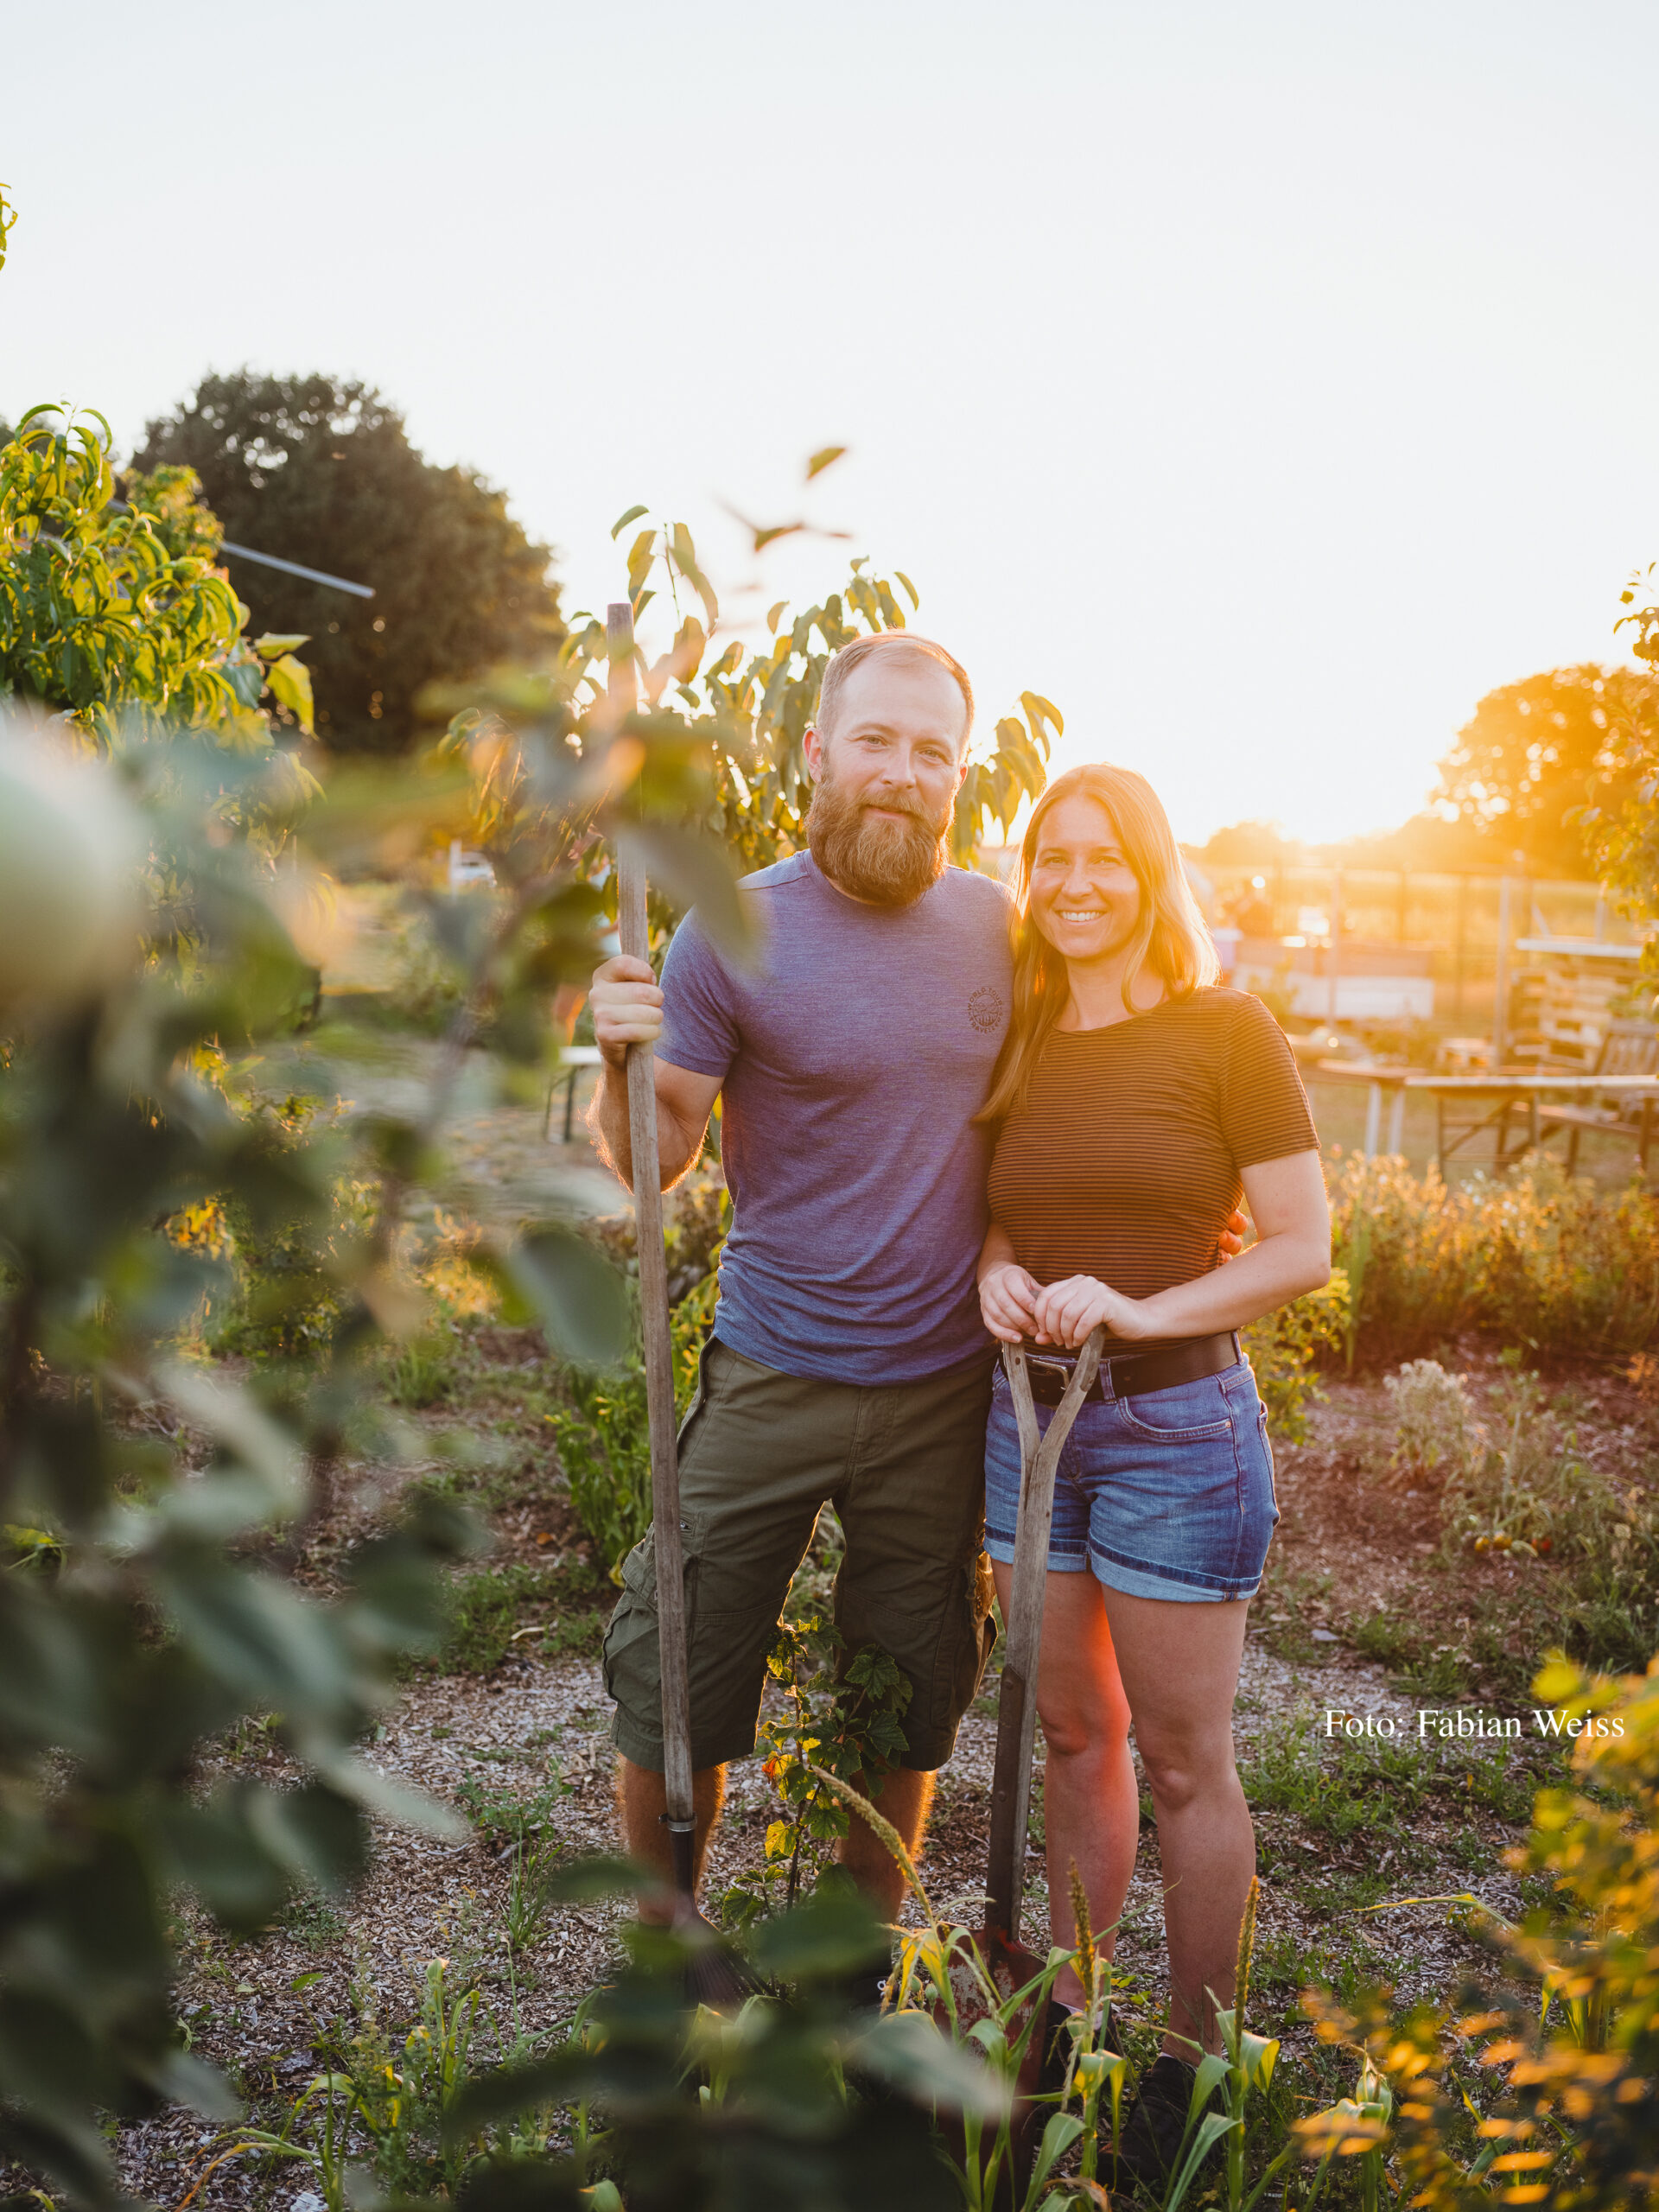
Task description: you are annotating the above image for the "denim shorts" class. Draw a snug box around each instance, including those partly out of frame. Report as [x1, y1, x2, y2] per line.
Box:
[983, 1358, 1279, 1603]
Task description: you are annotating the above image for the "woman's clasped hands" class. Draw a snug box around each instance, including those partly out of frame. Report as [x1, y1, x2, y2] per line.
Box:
[978, 1262, 1151, 1348]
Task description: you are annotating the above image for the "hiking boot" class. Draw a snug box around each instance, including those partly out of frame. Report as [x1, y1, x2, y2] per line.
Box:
[1109, 2051, 1218, 2194]
[1036, 1999, 1117, 2099]
[821, 1951, 897, 2018]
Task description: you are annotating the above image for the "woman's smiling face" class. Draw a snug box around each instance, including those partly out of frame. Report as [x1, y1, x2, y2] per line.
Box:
[1028, 791, 1143, 963]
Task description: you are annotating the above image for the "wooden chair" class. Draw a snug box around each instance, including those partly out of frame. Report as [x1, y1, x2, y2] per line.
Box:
[1535, 1019, 1659, 1171]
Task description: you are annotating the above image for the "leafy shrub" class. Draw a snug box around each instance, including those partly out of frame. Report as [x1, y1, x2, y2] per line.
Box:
[1330, 1153, 1659, 1364]
[0, 408, 313, 744]
[210, 1128, 379, 1361]
[0, 611, 683, 2196]
[1300, 1650, 1659, 2212]
[549, 1270, 716, 1580]
[717, 1616, 912, 1930]
[1485, 1163, 1659, 1357]
[1329, 1154, 1492, 1361]
[1243, 1270, 1351, 1441]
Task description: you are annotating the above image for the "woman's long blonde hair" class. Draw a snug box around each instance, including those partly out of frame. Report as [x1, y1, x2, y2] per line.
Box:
[978, 762, 1220, 1122]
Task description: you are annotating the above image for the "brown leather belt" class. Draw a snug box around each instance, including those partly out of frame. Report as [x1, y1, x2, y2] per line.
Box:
[1021, 1331, 1240, 1407]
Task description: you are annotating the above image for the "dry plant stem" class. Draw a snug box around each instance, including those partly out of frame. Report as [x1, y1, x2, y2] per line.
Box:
[1069, 1856, 1106, 2037]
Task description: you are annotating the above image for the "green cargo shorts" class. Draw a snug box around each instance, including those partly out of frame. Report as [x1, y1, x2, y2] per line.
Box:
[601, 1336, 997, 1774]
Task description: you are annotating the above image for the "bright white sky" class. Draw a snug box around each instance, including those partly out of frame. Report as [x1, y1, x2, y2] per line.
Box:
[6, 0, 1656, 842]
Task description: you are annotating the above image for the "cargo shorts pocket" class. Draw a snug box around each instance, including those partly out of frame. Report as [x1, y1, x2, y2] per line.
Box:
[601, 1526, 671, 1726]
[922, 1549, 997, 1751]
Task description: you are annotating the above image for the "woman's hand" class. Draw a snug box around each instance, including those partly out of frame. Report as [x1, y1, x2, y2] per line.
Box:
[1030, 1274, 1152, 1348]
[979, 1262, 1041, 1344]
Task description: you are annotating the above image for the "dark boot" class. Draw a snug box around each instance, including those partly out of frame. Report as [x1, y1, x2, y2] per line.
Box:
[1110, 2051, 1218, 2194]
[1036, 1998, 1118, 2099]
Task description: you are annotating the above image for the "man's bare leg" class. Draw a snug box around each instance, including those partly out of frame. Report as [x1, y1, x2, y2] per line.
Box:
[837, 1765, 934, 1922]
[616, 1753, 726, 1923]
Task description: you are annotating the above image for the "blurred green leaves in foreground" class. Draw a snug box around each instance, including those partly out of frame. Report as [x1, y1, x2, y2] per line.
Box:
[0, 591, 717, 2190]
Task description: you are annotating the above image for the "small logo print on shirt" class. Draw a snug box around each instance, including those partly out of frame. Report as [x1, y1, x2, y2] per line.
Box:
[968, 987, 1003, 1033]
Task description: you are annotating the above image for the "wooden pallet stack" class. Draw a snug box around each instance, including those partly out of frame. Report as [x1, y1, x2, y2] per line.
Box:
[1511, 956, 1631, 1070]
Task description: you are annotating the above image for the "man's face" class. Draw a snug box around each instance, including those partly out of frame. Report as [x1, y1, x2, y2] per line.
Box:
[803, 654, 970, 904]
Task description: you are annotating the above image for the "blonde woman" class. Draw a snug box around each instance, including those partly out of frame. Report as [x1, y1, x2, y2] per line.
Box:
[976, 763, 1330, 2186]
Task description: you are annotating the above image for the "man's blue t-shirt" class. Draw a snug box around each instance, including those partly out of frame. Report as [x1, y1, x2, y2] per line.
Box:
[657, 852, 1013, 1384]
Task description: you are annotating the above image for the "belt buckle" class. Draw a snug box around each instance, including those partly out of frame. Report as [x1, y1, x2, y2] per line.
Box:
[1026, 1353, 1075, 1397]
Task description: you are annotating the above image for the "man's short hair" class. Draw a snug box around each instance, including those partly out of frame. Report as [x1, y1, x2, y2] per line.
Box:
[813, 632, 975, 752]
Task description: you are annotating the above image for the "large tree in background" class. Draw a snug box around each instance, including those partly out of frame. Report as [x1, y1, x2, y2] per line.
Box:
[1432, 663, 1650, 876]
[132, 373, 564, 754]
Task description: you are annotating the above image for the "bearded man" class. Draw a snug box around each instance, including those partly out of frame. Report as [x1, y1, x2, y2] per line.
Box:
[588, 629, 1011, 1919]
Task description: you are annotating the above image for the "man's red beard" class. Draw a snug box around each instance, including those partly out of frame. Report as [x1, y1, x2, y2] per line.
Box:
[806, 770, 951, 906]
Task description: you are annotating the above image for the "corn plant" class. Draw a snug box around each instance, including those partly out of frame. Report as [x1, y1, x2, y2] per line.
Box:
[199, 1958, 548, 2207]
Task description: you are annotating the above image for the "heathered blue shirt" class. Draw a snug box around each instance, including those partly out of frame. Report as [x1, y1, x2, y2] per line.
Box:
[657, 852, 1014, 1384]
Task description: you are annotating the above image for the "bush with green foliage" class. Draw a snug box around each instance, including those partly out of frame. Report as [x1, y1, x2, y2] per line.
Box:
[0, 571, 728, 2195]
[0, 406, 314, 743]
[1330, 1152, 1659, 1365]
[1300, 1650, 1659, 2212]
[1243, 1269, 1351, 1441]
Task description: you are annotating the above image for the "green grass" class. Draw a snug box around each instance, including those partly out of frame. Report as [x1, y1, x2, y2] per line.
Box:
[424, 1557, 612, 1675]
[1252, 1563, 1337, 1666]
[277, 1886, 349, 1949]
[1248, 1924, 1396, 2032]
[384, 1335, 460, 1408]
[1241, 1708, 1550, 1847]
[453, 1771, 569, 1851]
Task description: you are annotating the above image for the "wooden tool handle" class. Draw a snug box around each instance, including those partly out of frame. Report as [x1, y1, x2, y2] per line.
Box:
[609, 601, 697, 1853]
[985, 1325, 1107, 1941]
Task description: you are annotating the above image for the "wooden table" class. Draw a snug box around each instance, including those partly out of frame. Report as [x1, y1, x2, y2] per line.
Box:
[1313, 1061, 1659, 1169]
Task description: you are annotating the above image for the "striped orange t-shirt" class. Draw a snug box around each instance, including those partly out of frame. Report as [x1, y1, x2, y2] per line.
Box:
[986, 987, 1319, 1356]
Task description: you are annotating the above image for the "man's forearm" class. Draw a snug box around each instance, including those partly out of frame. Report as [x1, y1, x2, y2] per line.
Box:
[590, 1062, 639, 1187]
[588, 1061, 702, 1193]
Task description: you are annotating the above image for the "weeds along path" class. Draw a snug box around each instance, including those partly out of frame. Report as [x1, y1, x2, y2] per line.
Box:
[110, 1333, 1646, 2207]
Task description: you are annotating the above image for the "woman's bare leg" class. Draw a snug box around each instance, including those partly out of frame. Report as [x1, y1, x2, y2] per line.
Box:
[991, 1560, 1138, 2009]
[1096, 1588, 1253, 2056]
